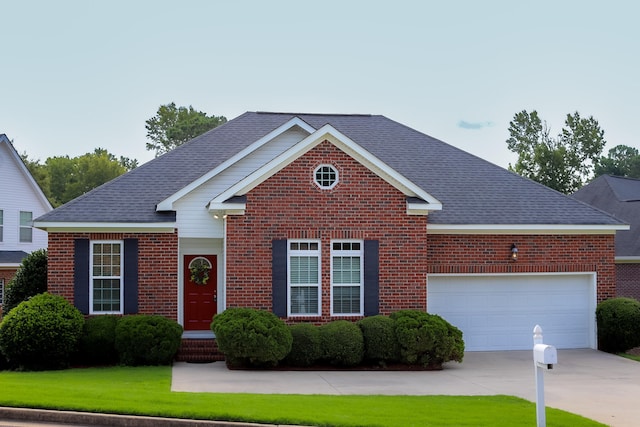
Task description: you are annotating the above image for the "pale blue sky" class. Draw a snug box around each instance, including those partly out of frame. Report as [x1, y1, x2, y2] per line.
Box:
[1, 1, 638, 169]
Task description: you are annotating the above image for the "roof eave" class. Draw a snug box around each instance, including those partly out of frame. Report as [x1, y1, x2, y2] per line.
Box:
[427, 224, 629, 235]
[34, 221, 176, 233]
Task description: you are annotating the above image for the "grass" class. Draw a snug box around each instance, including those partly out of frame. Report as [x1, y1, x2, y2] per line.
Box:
[0, 366, 605, 427]
[620, 352, 640, 362]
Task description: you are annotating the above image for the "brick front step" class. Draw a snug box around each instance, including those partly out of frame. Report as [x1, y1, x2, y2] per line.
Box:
[175, 338, 224, 363]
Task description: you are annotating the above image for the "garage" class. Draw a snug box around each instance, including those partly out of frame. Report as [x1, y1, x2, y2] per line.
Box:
[427, 274, 597, 351]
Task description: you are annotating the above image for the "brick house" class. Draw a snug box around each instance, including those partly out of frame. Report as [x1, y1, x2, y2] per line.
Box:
[573, 175, 640, 300]
[1, 134, 52, 311]
[34, 112, 626, 351]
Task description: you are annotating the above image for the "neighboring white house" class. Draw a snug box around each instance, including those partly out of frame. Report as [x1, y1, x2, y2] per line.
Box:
[0, 134, 52, 307]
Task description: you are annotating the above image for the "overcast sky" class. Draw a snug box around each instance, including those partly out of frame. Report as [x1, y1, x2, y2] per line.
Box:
[1, 1, 638, 170]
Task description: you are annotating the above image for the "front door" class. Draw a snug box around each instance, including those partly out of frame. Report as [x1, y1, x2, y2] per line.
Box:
[184, 254, 217, 331]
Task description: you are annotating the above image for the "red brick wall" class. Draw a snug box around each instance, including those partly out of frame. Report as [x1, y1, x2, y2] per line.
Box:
[616, 264, 640, 301]
[226, 141, 428, 322]
[427, 234, 616, 303]
[47, 231, 179, 319]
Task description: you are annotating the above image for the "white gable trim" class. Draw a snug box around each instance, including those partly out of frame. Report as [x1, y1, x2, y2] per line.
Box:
[1, 135, 53, 211]
[208, 124, 442, 213]
[427, 223, 629, 235]
[156, 117, 315, 211]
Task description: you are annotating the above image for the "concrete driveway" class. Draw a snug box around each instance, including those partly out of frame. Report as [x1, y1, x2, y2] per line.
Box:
[172, 349, 640, 427]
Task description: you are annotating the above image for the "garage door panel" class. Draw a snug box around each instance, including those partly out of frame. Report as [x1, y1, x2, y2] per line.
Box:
[427, 274, 595, 351]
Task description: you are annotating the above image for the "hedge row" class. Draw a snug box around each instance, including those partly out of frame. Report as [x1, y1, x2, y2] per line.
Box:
[211, 308, 465, 369]
[0, 293, 183, 371]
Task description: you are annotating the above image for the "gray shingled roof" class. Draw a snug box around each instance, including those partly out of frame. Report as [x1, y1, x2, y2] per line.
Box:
[36, 112, 623, 226]
[573, 175, 640, 256]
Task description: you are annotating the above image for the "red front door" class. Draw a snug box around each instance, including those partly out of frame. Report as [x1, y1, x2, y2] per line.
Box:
[184, 255, 217, 331]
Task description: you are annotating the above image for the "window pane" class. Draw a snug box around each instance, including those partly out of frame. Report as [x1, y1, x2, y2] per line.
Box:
[333, 256, 361, 284]
[92, 279, 121, 312]
[19, 211, 32, 226]
[333, 286, 360, 314]
[19, 227, 32, 243]
[290, 256, 318, 284]
[290, 286, 319, 315]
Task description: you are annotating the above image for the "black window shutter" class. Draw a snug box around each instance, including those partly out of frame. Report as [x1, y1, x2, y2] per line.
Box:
[123, 239, 139, 314]
[363, 240, 379, 316]
[74, 239, 90, 314]
[272, 239, 288, 317]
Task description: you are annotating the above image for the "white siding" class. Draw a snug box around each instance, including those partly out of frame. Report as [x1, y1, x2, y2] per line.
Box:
[0, 141, 51, 254]
[174, 127, 309, 238]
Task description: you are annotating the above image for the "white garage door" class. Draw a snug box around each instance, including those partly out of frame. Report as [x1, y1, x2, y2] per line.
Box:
[427, 274, 596, 351]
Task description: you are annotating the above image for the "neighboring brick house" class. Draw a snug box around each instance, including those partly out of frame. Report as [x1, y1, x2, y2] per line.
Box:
[35, 113, 626, 351]
[0, 134, 52, 310]
[573, 175, 640, 300]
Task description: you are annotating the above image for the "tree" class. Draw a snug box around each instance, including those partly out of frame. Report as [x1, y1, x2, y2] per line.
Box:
[145, 102, 227, 157]
[506, 110, 606, 193]
[2, 249, 48, 314]
[21, 148, 137, 207]
[595, 145, 640, 178]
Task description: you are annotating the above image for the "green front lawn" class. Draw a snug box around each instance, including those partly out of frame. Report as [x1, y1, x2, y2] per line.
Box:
[0, 366, 604, 427]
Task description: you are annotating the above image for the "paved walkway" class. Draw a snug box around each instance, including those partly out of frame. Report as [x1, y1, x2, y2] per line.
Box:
[172, 349, 640, 427]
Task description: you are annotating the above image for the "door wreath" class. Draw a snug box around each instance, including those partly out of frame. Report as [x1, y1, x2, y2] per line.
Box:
[189, 258, 211, 285]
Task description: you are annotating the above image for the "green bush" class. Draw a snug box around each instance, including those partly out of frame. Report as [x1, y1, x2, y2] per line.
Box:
[284, 323, 322, 367]
[390, 310, 464, 367]
[596, 297, 640, 353]
[2, 249, 48, 314]
[319, 320, 364, 367]
[211, 308, 292, 368]
[357, 315, 400, 364]
[115, 315, 183, 366]
[0, 293, 84, 370]
[77, 315, 120, 366]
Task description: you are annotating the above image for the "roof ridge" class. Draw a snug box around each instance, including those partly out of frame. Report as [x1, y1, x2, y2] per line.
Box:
[255, 111, 373, 117]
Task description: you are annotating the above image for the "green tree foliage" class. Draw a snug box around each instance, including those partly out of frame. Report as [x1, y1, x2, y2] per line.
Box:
[21, 148, 137, 207]
[2, 249, 48, 314]
[145, 102, 227, 157]
[595, 145, 640, 178]
[506, 110, 606, 193]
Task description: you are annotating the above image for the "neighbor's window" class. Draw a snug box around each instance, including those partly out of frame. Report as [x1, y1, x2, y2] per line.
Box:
[19, 211, 32, 243]
[90, 241, 123, 314]
[314, 165, 338, 189]
[0, 210, 3, 242]
[331, 241, 363, 315]
[288, 240, 321, 316]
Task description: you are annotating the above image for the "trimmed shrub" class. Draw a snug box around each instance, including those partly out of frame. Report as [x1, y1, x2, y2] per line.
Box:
[596, 297, 640, 353]
[284, 323, 322, 367]
[115, 315, 183, 366]
[0, 293, 84, 370]
[77, 315, 120, 366]
[390, 310, 464, 368]
[319, 320, 364, 367]
[2, 249, 48, 314]
[357, 315, 400, 364]
[211, 308, 292, 368]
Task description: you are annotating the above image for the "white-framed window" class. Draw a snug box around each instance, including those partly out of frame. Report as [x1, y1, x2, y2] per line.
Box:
[331, 240, 364, 316]
[19, 211, 32, 243]
[288, 240, 321, 316]
[314, 164, 338, 189]
[0, 209, 3, 242]
[90, 241, 123, 314]
[0, 278, 4, 306]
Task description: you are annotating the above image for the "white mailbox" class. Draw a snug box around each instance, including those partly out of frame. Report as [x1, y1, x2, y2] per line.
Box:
[533, 343, 557, 369]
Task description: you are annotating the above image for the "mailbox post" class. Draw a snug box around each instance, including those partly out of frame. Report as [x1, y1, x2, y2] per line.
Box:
[533, 325, 557, 427]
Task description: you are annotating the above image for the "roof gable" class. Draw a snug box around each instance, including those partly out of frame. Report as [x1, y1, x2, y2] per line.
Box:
[208, 123, 442, 214]
[0, 134, 52, 211]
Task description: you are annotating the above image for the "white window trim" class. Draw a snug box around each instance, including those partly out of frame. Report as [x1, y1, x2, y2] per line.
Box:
[330, 240, 364, 316]
[89, 240, 124, 315]
[287, 239, 321, 317]
[313, 164, 339, 190]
